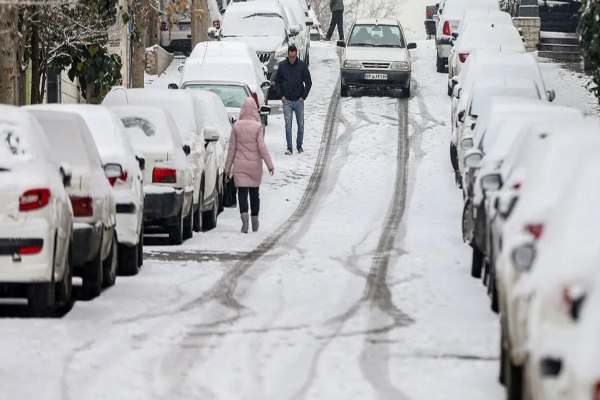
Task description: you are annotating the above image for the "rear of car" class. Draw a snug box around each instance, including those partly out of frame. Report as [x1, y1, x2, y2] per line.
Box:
[111, 106, 195, 245]
[184, 81, 251, 123]
[435, 0, 499, 72]
[339, 19, 416, 98]
[280, 0, 310, 63]
[29, 110, 118, 299]
[0, 107, 74, 315]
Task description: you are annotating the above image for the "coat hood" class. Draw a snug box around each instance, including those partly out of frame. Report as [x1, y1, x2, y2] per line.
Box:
[239, 97, 260, 122]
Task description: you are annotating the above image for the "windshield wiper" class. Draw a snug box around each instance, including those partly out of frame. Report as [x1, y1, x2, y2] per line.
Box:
[243, 13, 282, 19]
[349, 43, 377, 47]
[375, 44, 404, 48]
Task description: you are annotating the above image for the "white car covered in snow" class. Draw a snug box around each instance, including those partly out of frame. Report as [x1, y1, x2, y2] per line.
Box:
[0, 106, 74, 316]
[447, 20, 525, 96]
[29, 109, 118, 299]
[103, 88, 223, 233]
[434, 0, 499, 72]
[495, 121, 600, 399]
[111, 106, 196, 245]
[279, 0, 311, 64]
[31, 105, 145, 276]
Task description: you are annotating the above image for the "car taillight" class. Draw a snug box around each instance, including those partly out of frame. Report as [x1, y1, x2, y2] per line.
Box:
[426, 10, 433, 18]
[213, 20, 220, 29]
[108, 170, 128, 186]
[443, 20, 451, 36]
[524, 223, 544, 240]
[19, 245, 43, 255]
[251, 92, 260, 108]
[152, 167, 176, 184]
[19, 188, 51, 212]
[594, 380, 600, 400]
[70, 196, 93, 217]
[160, 21, 168, 31]
[459, 53, 469, 63]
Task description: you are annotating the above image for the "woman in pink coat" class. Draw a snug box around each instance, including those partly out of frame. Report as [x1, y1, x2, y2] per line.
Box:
[225, 97, 274, 233]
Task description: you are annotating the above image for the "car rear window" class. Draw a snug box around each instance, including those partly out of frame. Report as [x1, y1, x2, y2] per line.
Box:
[222, 12, 286, 37]
[0, 123, 33, 164]
[348, 24, 405, 48]
[185, 84, 249, 108]
[119, 113, 179, 152]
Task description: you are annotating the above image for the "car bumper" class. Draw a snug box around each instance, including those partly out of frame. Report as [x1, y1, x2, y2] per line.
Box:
[71, 222, 103, 268]
[143, 186, 184, 225]
[341, 69, 411, 89]
[0, 219, 53, 283]
[116, 211, 140, 246]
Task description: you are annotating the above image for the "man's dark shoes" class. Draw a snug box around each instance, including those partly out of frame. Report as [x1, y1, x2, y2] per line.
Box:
[285, 148, 293, 155]
[297, 146, 304, 154]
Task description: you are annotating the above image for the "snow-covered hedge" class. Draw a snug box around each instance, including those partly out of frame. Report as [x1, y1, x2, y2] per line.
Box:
[581, 0, 600, 103]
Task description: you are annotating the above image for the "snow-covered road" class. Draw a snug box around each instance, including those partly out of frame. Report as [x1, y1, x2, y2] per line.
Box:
[1, 38, 596, 399]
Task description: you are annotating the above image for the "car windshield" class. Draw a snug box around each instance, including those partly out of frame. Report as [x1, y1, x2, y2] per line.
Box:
[184, 84, 248, 108]
[222, 13, 285, 37]
[348, 24, 405, 47]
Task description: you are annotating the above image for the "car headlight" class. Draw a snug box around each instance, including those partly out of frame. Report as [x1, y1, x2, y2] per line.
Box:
[511, 243, 536, 272]
[343, 60, 362, 69]
[390, 61, 410, 71]
[461, 137, 473, 150]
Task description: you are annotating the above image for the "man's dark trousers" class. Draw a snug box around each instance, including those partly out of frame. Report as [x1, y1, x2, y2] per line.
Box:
[326, 10, 344, 41]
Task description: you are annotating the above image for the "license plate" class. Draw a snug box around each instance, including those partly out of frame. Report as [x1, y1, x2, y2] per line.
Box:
[364, 73, 388, 80]
[179, 22, 191, 30]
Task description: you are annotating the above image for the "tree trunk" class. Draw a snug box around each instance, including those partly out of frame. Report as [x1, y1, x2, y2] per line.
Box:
[131, 0, 148, 88]
[192, 0, 210, 48]
[86, 82, 100, 104]
[30, 23, 43, 104]
[0, 5, 19, 105]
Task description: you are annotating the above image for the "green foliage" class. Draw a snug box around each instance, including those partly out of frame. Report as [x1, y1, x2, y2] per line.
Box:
[580, 0, 600, 103]
[65, 46, 123, 101]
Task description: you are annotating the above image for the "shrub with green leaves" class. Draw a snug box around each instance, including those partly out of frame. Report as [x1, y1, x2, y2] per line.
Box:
[581, 0, 600, 103]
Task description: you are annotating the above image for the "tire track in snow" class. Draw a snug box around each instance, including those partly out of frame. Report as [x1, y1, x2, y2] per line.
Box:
[290, 99, 412, 400]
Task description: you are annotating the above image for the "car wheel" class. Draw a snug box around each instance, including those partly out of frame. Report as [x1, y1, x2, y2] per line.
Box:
[102, 234, 118, 288]
[462, 199, 475, 245]
[168, 209, 184, 245]
[202, 192, 219, 231]
[118, 242, 139, 276]
[488, 261, 500, 313]
[340, 82, 349, 97]
[28, 283, 54, 317]
[447, 82, 453, 97]
[137, 225, 143, 267]
[436, 54, 445, 73]
[183, 206, 194, 240]
[471, 246, 484, 278]
[193, 202, 202, 232]
[504, 345, 524, 400]
[82, 245, 103, 299]
[56, 244, 73, 309]
[402, 84, 411, 98]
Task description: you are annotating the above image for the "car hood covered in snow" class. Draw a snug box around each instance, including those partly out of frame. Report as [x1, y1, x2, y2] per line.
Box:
[345, 46, 410, 63]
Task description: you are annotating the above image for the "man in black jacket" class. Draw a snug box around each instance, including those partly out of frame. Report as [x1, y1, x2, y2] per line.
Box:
[325, 0, 344, 41]
[275, 44, 312, 155]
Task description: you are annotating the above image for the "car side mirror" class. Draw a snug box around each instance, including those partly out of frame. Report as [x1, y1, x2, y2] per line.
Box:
[135, 156, 145, 171]
[204, 127, 220, 143]
[337, 40, 346, 48]
[546, 89, 556, 102]
[407, 42, 417, 50]
[104, 163, 123, 180]
[306, 20, 314, 27]
[60, 163, 72, 187]
[260, 105, 271, 116]
[453, 85, 461, 99]
[168, 83, 179, 90]
[229, 116, 237, 124]
[183, 144, 191, 156]
[261, 81, 271, 90]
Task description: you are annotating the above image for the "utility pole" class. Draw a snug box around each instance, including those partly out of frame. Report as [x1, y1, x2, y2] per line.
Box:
[0, 4, 19, 105]
[191, 0, 209, 48]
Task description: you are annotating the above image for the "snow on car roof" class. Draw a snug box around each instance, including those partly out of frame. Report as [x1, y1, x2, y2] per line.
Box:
[354, 18, 398, 26]
[455, 23, 525, 52]
[189, 40, 256, 60]
[442, 0, 498, 18]
[103, 88, 197, 145]
[0, 106, 41, 165]
[459, 9, 512, 31]
[469, 79, 542, 116]
[182, 57, 260, 88]
[186, 91, 231, 134]
[226, 0, 283, 15]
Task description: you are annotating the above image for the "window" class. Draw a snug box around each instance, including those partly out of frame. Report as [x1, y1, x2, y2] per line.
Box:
[185, 84, 249, 108]
[348, 24, 405, 48]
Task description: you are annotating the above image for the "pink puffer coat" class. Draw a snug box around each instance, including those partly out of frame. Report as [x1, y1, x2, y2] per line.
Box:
[225, 98, 274, 188]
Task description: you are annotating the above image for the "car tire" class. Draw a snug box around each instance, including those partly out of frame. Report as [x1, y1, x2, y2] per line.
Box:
[28, 283, 54, 317]
[503, 343, 524, 400]
[402, 84, 411, 98]
[82, 245, 103, 299]
[462, 199, 475, 245]
[137, 226, 143, 267]
[56, 246, 73, 310]
[118, 242, 139, 276]
[447, 82, 453, 97]
[183, 206, 194, 240]
[202, 191, 219, 231]
[471, 246, 484, 278]
[436, 54, 445, 73]
[102, 234, 118, 288]
[340, 82, 349, 97]
[193, 202, 202, 233]
[168, 209, 184, 245]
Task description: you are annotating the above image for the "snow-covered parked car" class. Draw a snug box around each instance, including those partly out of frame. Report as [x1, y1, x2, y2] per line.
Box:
[434, 0, 499, 72]
[280, 0, 311, 64]
[218, 1, 294, 78]
[495, 121, 600, 400]
[29, 109, 118, 299]
[452, 78, 543, 187]
[0, 106, 74, 316]
[337, 18, 417, 98]
[110, 106, 195, 245]
[447, 19, 525, 96]
[31, 105, 145, 275]
[174, 40, 272, 124]
[309, 8, 323, 41]
[104, 88, 223, 233]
